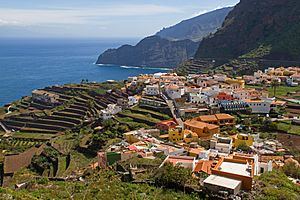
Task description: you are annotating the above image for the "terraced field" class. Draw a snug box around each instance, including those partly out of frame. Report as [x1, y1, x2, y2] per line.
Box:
[116, 105, 172, 128]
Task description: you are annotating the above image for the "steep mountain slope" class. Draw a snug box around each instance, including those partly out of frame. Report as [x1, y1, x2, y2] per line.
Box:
[97, 36, 198, 68]
[195, 0, 300, 61]
[156, 7, 233, 42]
[97, 8, 232, 68]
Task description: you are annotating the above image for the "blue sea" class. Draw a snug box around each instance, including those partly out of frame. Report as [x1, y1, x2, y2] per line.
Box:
[0, 38, 169, 106]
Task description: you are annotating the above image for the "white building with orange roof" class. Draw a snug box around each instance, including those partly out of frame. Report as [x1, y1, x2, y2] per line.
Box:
[165, 85, 185, 99]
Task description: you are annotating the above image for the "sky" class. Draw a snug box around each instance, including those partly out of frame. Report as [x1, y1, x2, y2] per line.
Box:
[0, 0, 239, 39]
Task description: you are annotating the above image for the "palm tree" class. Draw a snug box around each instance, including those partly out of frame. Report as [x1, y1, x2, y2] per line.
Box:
[271, 79, 279, 98]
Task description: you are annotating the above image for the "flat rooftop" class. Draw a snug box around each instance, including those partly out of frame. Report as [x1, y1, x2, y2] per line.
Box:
[204, 175, 242, 190]
[219, 161, 251, 177]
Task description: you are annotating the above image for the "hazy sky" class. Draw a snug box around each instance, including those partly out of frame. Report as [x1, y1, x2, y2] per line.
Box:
[0, 0, 239, 38]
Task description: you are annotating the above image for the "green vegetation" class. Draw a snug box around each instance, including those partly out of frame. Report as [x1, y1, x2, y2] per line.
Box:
[275, 121, 300, 136]
[0, 170, 201, 200]
[154, 163, 198, 190]
[267, 85, 300, 97]
[93, 81, 125, 95]
[239, 45, 272, 59]
[253, 170, 300, 200]
[282, 162, 300, 179]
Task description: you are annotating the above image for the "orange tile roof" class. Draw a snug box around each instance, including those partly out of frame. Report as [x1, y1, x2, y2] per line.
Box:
[184, 120, 219, 130]
[215, 114, 235, 120]
[167, 156, 194, 165]
[193, 160, 214, 174]
[198, 115, 217, 122]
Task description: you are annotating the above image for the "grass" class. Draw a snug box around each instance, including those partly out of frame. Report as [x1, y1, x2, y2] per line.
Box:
[268, 85, 300, 97]
[0, 170, 201, 200]
[12, 132, 54, 140]
[63, 151, 92, 176]
[253, 170, 300, 200]
[275, 121, 300, 136]
[131, 106, 171, 120]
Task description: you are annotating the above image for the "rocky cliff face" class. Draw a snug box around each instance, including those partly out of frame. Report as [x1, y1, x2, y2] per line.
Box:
[195, 0, 300, 61]
[156, 7, 232, 42]
[97, 36, 199, 68]
[97, 8, 232, 68]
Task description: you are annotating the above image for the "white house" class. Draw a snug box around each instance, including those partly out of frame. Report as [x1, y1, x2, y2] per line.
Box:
[213, 74, 227, 82]
[188, 93, 208, 104]
[233, 90, 250, 101]
[286, 77, 299, 87]
[100, 104, 122, 120]
[128, 96, 138, 106]
[144, 84, 160, 96]
[210, 135, 233, 154]
[244, 99, 272, 114]
[165, 85, 185, 100]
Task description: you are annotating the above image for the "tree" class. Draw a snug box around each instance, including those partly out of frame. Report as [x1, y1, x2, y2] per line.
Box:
[271, 79, 280, 98]
[154, 163, 192, 191]
[237, 143, 251, 152]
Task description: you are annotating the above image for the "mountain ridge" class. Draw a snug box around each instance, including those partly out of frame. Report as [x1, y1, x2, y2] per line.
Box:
[96, 8, 232, 68]
[195, 0, 300, 62]
[156, 7, 233, 42]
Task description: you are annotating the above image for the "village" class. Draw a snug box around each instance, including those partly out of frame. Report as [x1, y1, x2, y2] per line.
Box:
[96, 66, 300, 198]
[0, 67, 300, 199]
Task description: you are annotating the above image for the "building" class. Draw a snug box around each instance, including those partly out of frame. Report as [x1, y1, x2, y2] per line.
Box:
[216, 92, 235, 101]
[128, 96, 139, 106]
[168, 127, 184, 143]
[32, 90, 60, 105]
[188, 93, 208, 104]
[219, 100, 249, 113]
[161, 155, 197, 170]
[204, 156, 255, 194]
[144, 84, 160, 96]
[197, 114, 235, 127]
[232, 134, 254, 148]
[100, 104, 122, 120]
[139, 98, 168, 108]
[183, 130, 199, 143]
[244, 99, 272, 114]
[184, 120, 219, 139]
[165, 85, 185, 100]
[225, 78, 245, 89]
[156, 119, 177, 132]
[210, 135, 233, 154]
[193, 160, 215, 175]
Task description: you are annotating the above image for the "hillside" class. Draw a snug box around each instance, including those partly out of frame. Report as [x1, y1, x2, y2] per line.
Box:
[97, 8, 232, 68]
[195, 0, 300, 61]
[97, 36, 199, 68]
[156, 7, 232, 42]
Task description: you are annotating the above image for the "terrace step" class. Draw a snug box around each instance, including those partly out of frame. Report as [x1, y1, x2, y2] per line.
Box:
[8, 117, 76, 128]
[4, 119, 67, 132]
[62, 108, 86, 116]
[43, 115, 81, 125]
[52, 112, 83, 119]
[20, 127, 58, 134]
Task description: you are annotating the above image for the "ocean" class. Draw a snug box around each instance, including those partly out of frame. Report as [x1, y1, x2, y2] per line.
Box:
[0, 38, 169, 106]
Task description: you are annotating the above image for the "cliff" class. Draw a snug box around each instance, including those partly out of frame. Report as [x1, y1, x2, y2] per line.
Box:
[97, 36, 198, 68]
[195, 0, 300, 61]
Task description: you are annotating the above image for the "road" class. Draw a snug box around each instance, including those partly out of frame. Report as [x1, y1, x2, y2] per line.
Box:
[161, 94, 184, 127]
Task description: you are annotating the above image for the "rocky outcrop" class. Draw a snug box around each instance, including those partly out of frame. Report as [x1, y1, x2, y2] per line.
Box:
[97, 36, 199, 68]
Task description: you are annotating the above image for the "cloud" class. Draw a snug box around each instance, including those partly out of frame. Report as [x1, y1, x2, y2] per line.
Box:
[0, 5, 182, 27]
